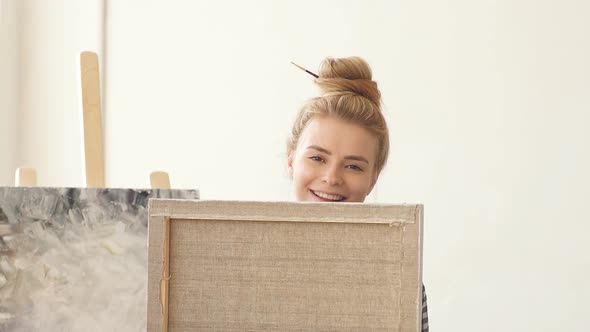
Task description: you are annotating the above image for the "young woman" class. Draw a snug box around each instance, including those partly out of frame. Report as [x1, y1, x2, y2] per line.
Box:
[287, 56, 429, 331]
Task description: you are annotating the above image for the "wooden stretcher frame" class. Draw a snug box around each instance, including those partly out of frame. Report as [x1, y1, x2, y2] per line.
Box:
[147, 199, 423, 331]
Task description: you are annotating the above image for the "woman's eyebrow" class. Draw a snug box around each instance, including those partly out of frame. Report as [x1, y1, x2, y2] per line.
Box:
[307, 145, 331, 154]
[306, 145, 369, 164]
[344, 155, 369, 164]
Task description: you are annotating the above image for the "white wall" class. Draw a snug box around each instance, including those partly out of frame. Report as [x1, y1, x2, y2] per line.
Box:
[0, 0, 17, 185]
[105, 1, 590, 331]
[8, 0, 104, 187]
[11, 0, 590, 330]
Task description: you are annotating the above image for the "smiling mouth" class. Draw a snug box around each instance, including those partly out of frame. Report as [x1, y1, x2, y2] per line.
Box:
[310, 190, 346, 202]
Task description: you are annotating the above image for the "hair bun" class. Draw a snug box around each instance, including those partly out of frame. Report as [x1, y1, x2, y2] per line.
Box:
[315, 57, 381, 107]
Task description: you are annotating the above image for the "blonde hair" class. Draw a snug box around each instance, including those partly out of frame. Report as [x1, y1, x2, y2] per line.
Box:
[288, 56, 389, 172]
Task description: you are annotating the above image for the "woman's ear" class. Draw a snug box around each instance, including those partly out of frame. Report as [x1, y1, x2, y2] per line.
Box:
[287, 149, 294, 178]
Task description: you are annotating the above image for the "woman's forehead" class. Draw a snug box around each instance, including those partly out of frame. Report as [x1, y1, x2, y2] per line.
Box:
[299, 117, 378, 158]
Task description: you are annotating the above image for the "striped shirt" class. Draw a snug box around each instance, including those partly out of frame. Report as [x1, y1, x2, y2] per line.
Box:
[422, 284, 429, 331]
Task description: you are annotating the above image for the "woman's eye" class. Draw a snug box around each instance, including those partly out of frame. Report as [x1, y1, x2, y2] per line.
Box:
[346, 164, 364, 172]
[309, 156, 324, 162]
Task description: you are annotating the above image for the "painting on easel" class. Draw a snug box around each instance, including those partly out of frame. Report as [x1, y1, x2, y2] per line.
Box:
[0, 187, 199, 331]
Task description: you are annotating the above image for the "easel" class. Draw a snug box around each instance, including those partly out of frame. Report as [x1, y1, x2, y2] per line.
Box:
[14, 167, 37, 187]
[14, 51, 171, 190]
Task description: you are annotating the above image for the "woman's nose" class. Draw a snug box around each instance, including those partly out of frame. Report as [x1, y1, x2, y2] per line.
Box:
[322, 166, 343, 186]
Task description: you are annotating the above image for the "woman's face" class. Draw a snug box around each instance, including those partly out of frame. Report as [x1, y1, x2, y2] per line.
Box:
[288, 116, 380, 203]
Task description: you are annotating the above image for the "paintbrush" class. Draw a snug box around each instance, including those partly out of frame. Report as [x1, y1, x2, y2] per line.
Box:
[290, 62, 319, 78]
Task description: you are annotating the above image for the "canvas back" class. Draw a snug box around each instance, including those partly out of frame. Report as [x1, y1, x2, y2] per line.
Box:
[147, 200, 423, 331]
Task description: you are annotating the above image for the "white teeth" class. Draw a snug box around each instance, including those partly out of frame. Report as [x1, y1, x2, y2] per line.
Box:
[313, 191, 344, 201]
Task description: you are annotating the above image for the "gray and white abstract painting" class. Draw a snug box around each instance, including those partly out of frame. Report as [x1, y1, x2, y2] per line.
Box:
[0, 187, 199, 331]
